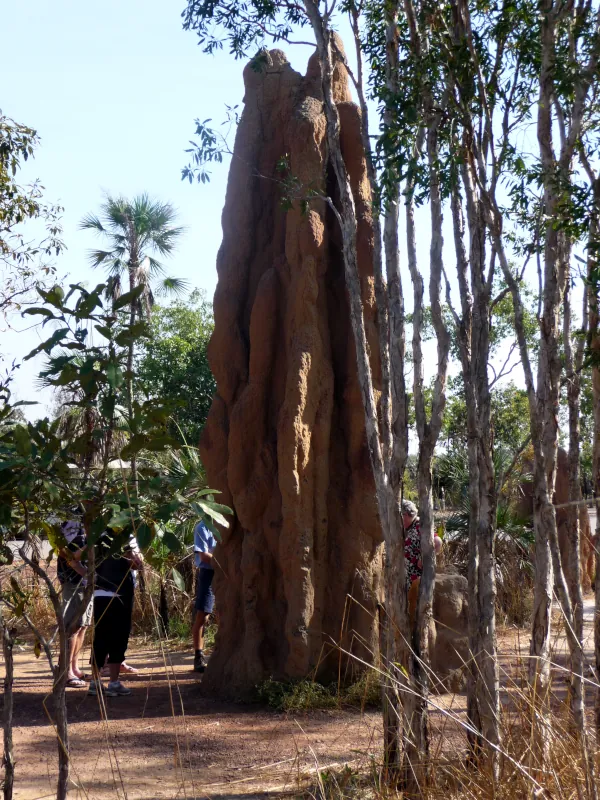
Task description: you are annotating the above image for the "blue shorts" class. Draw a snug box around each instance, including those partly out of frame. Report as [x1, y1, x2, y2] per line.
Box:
[195, 568, 215, 614]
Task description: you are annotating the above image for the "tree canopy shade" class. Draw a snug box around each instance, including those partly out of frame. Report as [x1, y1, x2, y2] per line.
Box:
[136, 290, 215, 445]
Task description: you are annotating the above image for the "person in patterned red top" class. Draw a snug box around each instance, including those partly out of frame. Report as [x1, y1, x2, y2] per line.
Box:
[401, 500, 442, 591]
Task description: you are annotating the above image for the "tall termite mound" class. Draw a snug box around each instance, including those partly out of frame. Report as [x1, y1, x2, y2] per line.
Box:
[199, 45, 383, 695]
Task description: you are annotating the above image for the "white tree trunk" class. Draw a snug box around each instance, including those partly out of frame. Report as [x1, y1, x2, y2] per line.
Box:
[304, 0, 412, 777]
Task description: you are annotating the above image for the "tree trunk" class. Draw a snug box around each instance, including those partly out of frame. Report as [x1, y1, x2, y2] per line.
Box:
[127, 265, 139, 496]
[2, 619, 15, 800]
[54, 619, 70, 800]
[402, 104, 449, 789]
[449, 165, 500, 771]
[381, 1, 411, 778]
[588, 211, 600, 737]
[563, 278, 587, 737]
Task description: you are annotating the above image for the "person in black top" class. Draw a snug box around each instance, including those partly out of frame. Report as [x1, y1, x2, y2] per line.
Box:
[88, 530, 143, 698]
[57, 509, 92, 689]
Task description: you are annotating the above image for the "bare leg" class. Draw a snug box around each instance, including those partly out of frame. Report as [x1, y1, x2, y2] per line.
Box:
[192, 611, 207, 651]
[68, 628, 85, 680]
[70, 628, 86, 678]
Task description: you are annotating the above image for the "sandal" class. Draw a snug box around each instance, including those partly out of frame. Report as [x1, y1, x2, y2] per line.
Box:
[66, 677, 86, 689]
[119, 662, 139, 674]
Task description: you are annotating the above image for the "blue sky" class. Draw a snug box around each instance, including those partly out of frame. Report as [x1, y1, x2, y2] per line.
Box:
[3, 0, 530, 421]
[1, 0, 285, 411]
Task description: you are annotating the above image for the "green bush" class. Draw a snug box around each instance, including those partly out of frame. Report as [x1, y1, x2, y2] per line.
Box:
[256, 672, 382, 712]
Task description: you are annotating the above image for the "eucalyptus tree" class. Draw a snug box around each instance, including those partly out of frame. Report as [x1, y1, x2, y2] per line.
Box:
[80, 195, 185, 488]
[0, 112, 63, 325]
[579, 138, 600, 735]
[428, 0, 600, 758]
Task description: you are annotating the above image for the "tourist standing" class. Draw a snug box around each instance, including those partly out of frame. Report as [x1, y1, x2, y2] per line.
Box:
[402, 500, 443, 624]
[58, 508, 92, 688]
[192, 520, 217, 672]
[88, 531, 142, 697]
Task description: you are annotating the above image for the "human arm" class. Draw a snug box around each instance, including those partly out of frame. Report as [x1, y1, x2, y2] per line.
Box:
[434, 535, 443, 555]
[125, 542, 144, 570]
[58, 540, 88, 577]
[61, 551, 87, 577]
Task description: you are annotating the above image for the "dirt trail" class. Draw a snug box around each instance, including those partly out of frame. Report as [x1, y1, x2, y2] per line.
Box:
[8, 643, 383, 800]
[5, 593, 598, 800]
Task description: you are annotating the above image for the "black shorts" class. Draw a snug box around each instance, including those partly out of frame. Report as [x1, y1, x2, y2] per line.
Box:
[195, 569, 215, 614]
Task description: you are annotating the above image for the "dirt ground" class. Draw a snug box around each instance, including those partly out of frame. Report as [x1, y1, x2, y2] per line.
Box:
[4, 594, 597, 800]
[8, 640, 386, 800]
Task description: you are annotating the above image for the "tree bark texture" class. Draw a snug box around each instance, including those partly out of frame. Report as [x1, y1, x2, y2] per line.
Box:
[404, 107, 450, 787]
[448, 165, 500, 772]
[2, 620, 15, 800]
[563, 277, 588, 738]
[588, 210, 600, 736]
[54, 614, 70, 800]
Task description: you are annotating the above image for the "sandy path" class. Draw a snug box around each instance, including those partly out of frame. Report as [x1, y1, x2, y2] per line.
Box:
[6, 591, 599, 799]
[8, 643, 383, 800]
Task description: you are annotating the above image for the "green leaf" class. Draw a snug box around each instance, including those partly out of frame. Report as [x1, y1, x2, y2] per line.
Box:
[115, 321, 149, 346]
[203, 517, 222, 543]
[75, 292, 102, 318]
[136, 522, 154, 550]
[94, 325, 112, 339]
[105, 363, 124, 389]
[0, 543, 13, 566]
[22, 307, 56, 320]
[12, 426, 32, 457]
[24, 328, 70, 361]
[0, 458, 27, 471]
[143, 436, 180, 452]
[192, 500, 230, 528]
[163, 530, 183, 554]
[44, 522, 68, 554]
[112, 284, 145, 312]
[120, 435, 147, 459]
[154, 500, 182, 522]
[108, 509, 133, 532]
[198, 498, 233, 517]
[172, 567, 186, 592]
[194, 489, 220, 499]
[37, 284, 65, 308]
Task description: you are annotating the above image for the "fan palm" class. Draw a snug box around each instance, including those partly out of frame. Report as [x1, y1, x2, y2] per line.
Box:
[80, 195, 186, 489]
[80, 194, 186, 317]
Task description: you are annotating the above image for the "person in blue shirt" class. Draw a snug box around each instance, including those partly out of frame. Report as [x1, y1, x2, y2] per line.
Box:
[192, 520, 217, 672]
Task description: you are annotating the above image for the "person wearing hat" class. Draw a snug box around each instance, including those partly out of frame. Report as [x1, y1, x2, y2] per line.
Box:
[401, 500, 443, 625]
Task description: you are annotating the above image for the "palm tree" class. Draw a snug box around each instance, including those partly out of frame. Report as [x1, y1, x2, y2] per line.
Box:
[80, 194, 186, 489]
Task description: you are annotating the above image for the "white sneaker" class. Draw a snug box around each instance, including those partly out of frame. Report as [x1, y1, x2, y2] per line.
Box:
[106, 681, 132, 697]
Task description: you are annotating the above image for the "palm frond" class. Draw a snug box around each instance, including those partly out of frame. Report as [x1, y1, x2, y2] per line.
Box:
[81, 194, 184, 310]
[145, 256, 166, 278]
[87, 249, 117, 268]
[105, 274, 122, 304]
[155, 277, 190, 298]
[79, 213, 105, 233]
[149, 226, 185, 257]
